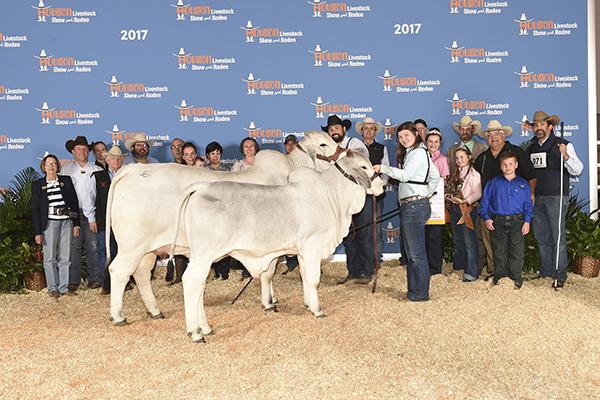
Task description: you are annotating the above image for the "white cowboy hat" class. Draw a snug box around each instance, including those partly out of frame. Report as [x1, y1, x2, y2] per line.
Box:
[479, 120, 513, 138]
[452, 115, 482, 135]
[124, 133, 154, 151]
[355, 117, 382, 134]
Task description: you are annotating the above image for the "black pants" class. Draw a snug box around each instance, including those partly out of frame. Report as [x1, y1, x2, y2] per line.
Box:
[490, 214, 525, 284]
[342, 195, 375, 278]
[425, 225, 443, 275]
[213, 257, 231, 278]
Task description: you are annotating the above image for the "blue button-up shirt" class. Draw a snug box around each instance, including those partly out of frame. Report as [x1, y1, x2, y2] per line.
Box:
[478, 175, 533, 223]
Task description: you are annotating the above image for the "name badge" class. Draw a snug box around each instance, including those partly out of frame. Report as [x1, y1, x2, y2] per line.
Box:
[530, 152, 547, 169]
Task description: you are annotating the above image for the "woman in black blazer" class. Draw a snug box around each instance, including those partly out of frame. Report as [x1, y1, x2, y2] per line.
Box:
[32, 154, 80, 297]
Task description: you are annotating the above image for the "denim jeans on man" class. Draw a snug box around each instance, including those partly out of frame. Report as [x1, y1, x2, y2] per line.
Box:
[43, 219, 73, 294]
[449, 204, 480, 280]
[533, 195, 568, 282]
[342, 195, 376, 279]
[400, 198, 431, 301]
[490, 214, 525, 284]
[70, 214, 100, 286]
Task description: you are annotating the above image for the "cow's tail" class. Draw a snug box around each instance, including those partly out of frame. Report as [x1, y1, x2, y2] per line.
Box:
[105, 165, 134, 266]
[168, 186, 198, 264]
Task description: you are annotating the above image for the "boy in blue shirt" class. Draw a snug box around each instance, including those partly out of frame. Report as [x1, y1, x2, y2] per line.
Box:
[479, 152, 534, 288]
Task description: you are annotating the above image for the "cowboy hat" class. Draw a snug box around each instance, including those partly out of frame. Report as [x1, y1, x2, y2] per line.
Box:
[525, 110, 560, 127]
[124, 133, 154, 151]
[452, 116, 481, 135]
[106, 145, 125, 158]
[355, 117, 382, 134]
[321, 114, 351, 133]
[65, 136, 92, 153]
[479, 120, 513, 138]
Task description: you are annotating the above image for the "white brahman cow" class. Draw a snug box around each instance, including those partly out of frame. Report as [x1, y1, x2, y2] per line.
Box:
[173, 150, 384, 343]
[107, 131, 341, 325]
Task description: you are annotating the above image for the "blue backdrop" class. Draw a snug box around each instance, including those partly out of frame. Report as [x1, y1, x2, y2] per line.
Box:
[0, 0, 591, 254]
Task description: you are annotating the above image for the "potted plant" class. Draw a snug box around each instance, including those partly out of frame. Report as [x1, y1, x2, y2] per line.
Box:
[0, 167, 42, 292]
[566, 198, 600, 278]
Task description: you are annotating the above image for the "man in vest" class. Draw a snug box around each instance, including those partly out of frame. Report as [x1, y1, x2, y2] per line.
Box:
[91, 146, 129, 294]
[525, 111, 583, 287]
[358, 117, 389, 264]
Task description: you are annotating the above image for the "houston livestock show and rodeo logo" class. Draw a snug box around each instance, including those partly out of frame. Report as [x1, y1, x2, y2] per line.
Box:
[175, 100, 238, 123]
[513, 12, 578, 36]
[243, 122, 303, 145]
[0, 83, 30, 102]
[448, 0, 508, 15]
[447, 93, 510, 117]
[0, 31, 28, 49]
[173, 47, 236, 71]
[310, 97, 373, 120]
[241, 20, 303, 44]
[307, 0, 371, 18]
[0, 132, 32, 152]
[36, 102, 100, 126]
[104, 75, 169, 100]
[515, 65, 579, 90]
[35, 49, 98, 73]
[171, 0, 234, 22]
[32, 0, 96, 24]
[445, 40, 508, 64]
[309, 44, 371, 68]
[242, 73, 304, 97]
[378, 70, 441, 94]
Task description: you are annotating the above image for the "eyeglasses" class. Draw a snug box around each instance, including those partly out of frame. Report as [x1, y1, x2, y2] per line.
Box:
[171, 144, 183, 149]
[134, 143, 149, 148]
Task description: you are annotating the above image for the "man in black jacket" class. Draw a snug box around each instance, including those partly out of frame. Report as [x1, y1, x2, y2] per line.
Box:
[92, 146, 125, 294]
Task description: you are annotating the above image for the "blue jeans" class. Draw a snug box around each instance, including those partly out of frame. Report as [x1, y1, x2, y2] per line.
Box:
[43, 219, 72, 294]
[343, 195, 376, 278]
[449, 204, 479, 280]
[533, 195, 568, 282]
[400, 198, 431, 301]
[70, 214, 100, 285]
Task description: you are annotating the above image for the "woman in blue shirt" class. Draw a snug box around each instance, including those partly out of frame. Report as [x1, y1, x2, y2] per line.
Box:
[375, 122, 440, 301]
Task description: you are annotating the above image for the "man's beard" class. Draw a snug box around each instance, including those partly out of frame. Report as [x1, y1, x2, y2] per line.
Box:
[133, 149, 148, 159]
[535, 129, 546, 138]
[332, 133, 343, 143]
[460, 133, 472, 142]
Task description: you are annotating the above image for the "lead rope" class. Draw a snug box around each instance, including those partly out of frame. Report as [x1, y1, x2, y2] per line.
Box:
[371, 194, 379, 293]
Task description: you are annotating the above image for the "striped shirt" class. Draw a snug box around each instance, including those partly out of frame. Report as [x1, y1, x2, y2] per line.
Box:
[46, 178, 68, 220]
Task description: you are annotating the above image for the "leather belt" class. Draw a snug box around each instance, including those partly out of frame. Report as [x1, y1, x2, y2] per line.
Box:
[399, 195, 427, 206]
[49, 206, 68, 216]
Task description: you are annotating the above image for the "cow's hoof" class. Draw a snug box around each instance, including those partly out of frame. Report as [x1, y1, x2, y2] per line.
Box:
[192, 337, 206, 344]
[203, 329, 214, 336]
[147, 311, 165, 320]
[272, 297, 279, 305]
[111, 317, 129, 327]
[191, 332, 206, 343]
[265, 305, 278, 313]
[314, 311, 326, 318]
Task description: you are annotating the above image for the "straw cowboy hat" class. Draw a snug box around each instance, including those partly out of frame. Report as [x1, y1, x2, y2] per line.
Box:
[479, 120, 513, 138]
[124, 133, 154, 151]
[452, 116, 481, 135]
[525, 110, 560, 127]
[355, 117, 382, 134]
[106, 145, 125, 158]
[65, 136, 92, 152]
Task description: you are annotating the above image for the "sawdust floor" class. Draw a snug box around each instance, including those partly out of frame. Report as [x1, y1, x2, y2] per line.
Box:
[1, 261, 599, 400]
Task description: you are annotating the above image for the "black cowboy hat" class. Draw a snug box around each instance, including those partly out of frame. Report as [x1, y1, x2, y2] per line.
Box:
[65, 136, 92, 152]
[321, 114, 352, 133]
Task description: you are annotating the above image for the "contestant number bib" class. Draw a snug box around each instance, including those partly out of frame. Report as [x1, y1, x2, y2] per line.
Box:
[530, 152, 547, 169]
